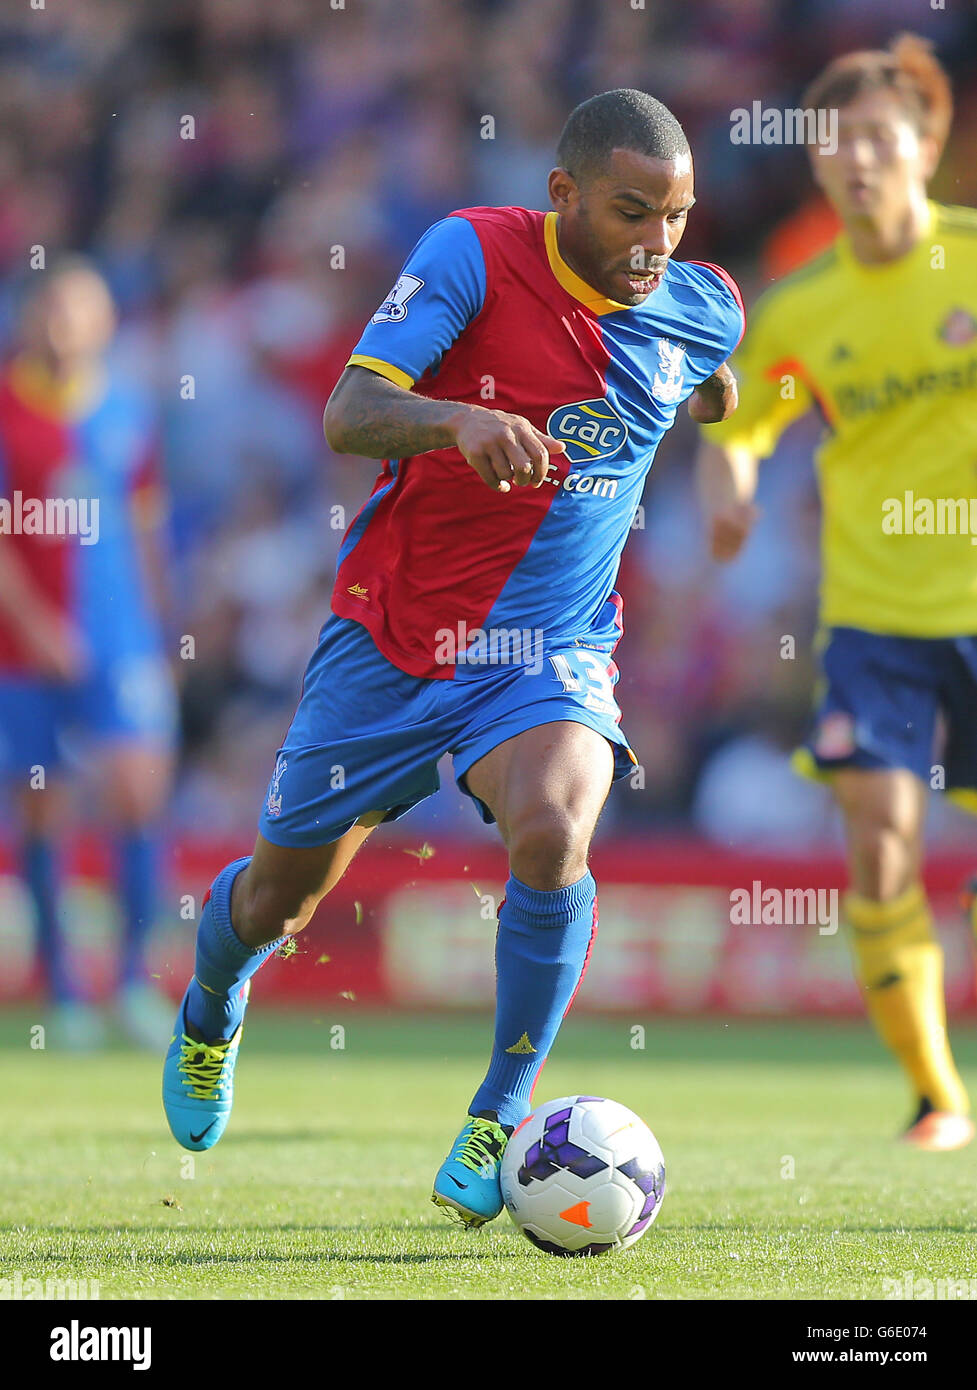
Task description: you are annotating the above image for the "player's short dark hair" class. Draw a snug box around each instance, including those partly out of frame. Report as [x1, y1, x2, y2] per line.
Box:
[556, 89, 690, 183]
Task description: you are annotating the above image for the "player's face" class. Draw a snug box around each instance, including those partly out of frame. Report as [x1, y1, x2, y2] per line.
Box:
[809, 89, 936, 226]
[549, 148, 695, 306]
[22, 270, 117, 366]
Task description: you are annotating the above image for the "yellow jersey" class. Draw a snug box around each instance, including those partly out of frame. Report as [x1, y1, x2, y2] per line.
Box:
[707, 200, 977, 637]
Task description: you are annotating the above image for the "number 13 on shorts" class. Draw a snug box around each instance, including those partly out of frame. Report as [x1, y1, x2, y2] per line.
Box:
[548, 649, 620, 717]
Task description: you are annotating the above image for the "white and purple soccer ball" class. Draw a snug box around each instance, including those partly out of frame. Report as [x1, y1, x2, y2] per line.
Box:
[500, 1095, 666, 1256]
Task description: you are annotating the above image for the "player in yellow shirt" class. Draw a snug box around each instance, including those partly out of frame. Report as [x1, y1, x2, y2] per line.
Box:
[698, 34, 977, 1150]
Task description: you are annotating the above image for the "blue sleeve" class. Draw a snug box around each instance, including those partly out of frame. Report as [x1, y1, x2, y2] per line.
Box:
[348, 215, 487, 385]
[691, 262, 746, 359]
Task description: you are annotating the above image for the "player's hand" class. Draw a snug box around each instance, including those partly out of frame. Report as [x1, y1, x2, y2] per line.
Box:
[25, 614, 91, 682]
[453, 406, 567, 492]
[708, 500, 760, 562]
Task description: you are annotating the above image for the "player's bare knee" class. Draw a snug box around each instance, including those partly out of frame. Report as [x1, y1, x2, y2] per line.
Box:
[848, 816, 917, 900]
[506, 806, 592, 889]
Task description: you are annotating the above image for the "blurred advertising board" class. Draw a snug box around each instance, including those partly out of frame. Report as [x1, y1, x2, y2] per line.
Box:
[1, 838, 974, 1015]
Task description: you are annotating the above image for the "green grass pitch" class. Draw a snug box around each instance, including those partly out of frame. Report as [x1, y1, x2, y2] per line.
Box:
[2, 1009, 976, 1300]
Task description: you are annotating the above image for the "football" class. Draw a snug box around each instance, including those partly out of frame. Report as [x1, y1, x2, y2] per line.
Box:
[500, 1095, 666, 1256]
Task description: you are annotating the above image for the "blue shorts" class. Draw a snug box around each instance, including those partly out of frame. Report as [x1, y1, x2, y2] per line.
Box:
[0, 653, 177, 778]
[258, 614, 637, 848]
[796, 626, 977, 807]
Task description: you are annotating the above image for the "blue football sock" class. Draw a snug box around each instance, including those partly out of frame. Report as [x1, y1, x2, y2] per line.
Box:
[117, 829, 161, 989]
[24, 836, 77, 1004]
[469, 871, 598, 1129]
[185, 856, 284, 1040]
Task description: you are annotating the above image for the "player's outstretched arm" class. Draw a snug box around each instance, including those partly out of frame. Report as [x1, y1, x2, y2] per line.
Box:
[688, 362, 738, 424]
[695, 438, 760, 563]
[323, 365, 566, 493]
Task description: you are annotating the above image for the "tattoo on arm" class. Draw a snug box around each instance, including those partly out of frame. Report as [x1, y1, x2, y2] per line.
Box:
[689, 362, 737, 424]
[324, 368, 470, 458]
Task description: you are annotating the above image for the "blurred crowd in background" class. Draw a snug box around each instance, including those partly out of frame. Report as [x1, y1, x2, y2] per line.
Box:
[2, 0, 976, 851]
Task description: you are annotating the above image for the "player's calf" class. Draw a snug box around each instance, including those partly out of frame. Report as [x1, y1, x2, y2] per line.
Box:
[162, 855, 281, 1151]
[162, 824, 381, 1151]
[432, 868, 601, 1228]
[431, 723, 610, 1226]
[229, 865, 322, 948]
[231, 822, 381, 948]
[161, 855, 315, 1153]
[834, 771, 970, 1131]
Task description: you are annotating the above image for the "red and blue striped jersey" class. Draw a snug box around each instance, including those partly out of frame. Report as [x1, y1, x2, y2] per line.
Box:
[335, 206, 744, 678]
[0, 358, 163, 674]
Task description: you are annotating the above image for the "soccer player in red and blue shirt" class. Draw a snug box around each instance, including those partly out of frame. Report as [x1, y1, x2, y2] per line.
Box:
[163, 89, 743, 1231]
[0, 260, 178, 1050]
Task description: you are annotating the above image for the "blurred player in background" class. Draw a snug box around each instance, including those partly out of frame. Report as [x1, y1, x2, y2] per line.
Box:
[0, 259, 177, 1050]
[698, 35, 977, 1150]
[162, 88, 743, 1230]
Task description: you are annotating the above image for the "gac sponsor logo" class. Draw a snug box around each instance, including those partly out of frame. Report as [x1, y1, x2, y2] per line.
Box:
[546, 398, 628, 465]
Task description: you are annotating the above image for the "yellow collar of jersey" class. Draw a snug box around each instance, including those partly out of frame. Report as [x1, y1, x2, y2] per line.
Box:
[544, 211, 633, 316]
[835, 199, 939, 275]
[7, 355, 106, 419]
